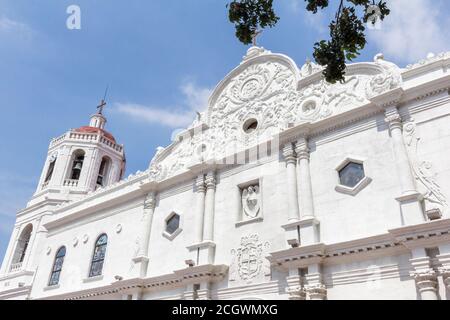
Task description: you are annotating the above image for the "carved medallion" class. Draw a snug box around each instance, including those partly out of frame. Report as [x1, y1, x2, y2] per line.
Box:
[230, 234, 270, 282]
[242, 185, 261, 219]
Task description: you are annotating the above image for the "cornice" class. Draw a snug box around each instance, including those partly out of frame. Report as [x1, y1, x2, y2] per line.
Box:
[402, 52, 450, 79]
[269, 219, 450, 270]
[0, 285, 31, 300]
[39, 264, 228, 300]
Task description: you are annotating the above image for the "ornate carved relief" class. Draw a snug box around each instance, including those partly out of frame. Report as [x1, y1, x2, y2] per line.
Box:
[145, 52, 402, 183]
[229, 234, 270, 285]
[242, 185, 261, 219]
[403, 121, 448, 214]
[365, 53, 402, 99]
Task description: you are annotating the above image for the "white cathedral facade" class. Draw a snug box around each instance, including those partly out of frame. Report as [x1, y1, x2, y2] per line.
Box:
[1, 47, 450, 300]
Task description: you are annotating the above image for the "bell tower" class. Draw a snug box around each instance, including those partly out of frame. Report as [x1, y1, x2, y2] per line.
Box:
[0, 97, 126, 283]
[29, 98, 126, 207]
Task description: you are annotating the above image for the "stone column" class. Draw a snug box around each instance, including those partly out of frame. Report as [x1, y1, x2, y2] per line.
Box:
[285, 268, 306, 300]
[410, 248, 439, 300]
[194, 175, 206, 244]
[196, 282, 212, 300]
[133, 192, 156, 278]
[187, 173, 216, 266]
[295, 137, 314, 219]
[293, 137, 320, 246]
[413, 272, 439, 300]
[282, 143, 300, 222]
[305, 264, 327, 300]
[203, 171, 216, 242]
[438, 243, 450, 294]
[385, 106, 425, 226]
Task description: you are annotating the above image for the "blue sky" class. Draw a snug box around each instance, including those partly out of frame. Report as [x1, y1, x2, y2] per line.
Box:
[0, 0, 449, 261]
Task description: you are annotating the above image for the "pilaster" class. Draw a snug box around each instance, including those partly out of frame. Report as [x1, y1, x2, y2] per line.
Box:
[132, 192, 157, 278]
[187, 172, 216, 266]
[203, 171, 216, 242]
[437, 243, 450, 292]
[409, 248, 439, 300]
[384, 106, 425, 226]
[282, 143, 300, 222]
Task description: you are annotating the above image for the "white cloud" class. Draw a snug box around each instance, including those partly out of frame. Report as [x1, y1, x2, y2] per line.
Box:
[0, 16, 32, 37]
[287, 0, 301, 13]
[285, 0, 329, 35]
[367, 0, 450, 64]
[115, 82, 212, 128]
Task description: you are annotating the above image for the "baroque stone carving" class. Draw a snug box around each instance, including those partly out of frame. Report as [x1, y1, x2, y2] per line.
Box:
[365, 53, 402, 99]
[242, 185, 261, 219]
[229, 234, 270, 284]
[300, 58, 322, 78]
[145, 52, 401, 183]
[403, 121, 448, 213]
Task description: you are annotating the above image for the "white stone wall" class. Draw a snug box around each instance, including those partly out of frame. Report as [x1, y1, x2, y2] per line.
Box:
[1, 50, 450, 300]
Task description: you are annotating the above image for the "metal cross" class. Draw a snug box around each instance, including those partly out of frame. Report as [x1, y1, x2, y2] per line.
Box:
[97, 86, 109, 115]
[97, 99, 107, 115]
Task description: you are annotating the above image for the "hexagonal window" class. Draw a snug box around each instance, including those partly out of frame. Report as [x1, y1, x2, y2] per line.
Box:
[166, 214, 180, 234]
[163, 212, 182, 240]
[335, 157, 372, 196]
[339, 162, 365, 188]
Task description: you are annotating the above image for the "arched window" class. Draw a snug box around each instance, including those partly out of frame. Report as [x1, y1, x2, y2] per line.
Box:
[89, 234, 108, 277]
[11, 224, 33, 271]
[48, 246, 66, 286]
[70, 150, 85, 180]
[96, 156, 111, 187]
[44, 157, 57, 183]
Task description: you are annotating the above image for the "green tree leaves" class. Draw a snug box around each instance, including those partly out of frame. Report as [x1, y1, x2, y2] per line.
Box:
[227, 0, 279, 45]
[227, 0, 390, 83]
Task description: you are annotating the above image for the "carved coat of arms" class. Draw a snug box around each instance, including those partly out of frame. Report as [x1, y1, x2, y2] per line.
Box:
[230, 234, 270, 283]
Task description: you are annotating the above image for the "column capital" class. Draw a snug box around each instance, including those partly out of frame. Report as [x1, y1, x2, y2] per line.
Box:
[195, 175, 206, 193]
[286, 286, 306, 300]
[305, 284, 327, 300]
[295, 141, 310, 161]
[411, 270, 438, 290]
[384, 107, 403, 131]
[442, 272, 450, 289]
[282, 143, 296, 164]
[439, 267, 450, 286]
[205, 172, 216, 190]
[285, 274, 306, 300]
[143, 192, 157, 210]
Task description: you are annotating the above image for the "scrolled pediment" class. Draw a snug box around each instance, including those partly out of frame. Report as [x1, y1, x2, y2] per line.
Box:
[148, 51, 402, 182]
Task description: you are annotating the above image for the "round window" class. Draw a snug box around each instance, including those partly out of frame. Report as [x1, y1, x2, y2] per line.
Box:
[243, 118, 258, 134]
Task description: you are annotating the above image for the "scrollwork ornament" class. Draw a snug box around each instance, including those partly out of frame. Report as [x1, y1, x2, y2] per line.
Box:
[403, 121, 448, 212]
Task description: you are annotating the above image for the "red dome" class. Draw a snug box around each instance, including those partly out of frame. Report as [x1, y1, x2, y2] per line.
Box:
[74, 126, 116, 143]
